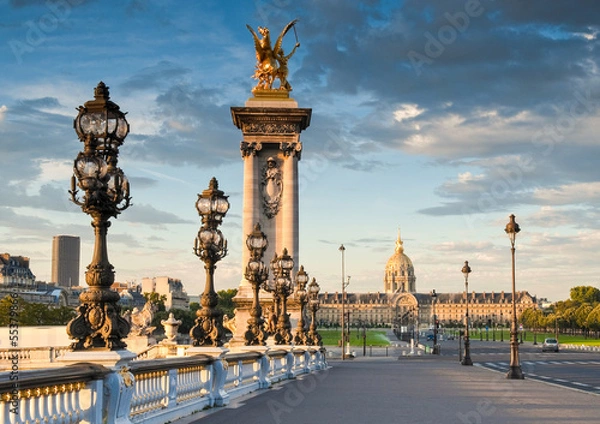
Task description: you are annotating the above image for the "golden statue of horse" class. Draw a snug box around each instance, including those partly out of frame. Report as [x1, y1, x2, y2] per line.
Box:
[246, 19, 299, 91]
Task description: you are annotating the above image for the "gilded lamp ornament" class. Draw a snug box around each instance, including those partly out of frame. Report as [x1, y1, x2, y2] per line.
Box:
[67, 81, 132, 350]
[190, 177, 230, 347]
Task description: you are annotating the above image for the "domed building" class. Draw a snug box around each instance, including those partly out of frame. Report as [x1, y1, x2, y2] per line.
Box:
[383, 231, 416, 293]
[316, 231, 538, 339]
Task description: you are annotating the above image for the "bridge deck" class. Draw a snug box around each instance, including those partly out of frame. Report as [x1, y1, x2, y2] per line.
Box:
[173, 353, 600, 424]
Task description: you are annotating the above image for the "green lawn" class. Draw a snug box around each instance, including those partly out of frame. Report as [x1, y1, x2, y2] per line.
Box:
[318, 329, 391, 347]
[466, 328, 600, 346]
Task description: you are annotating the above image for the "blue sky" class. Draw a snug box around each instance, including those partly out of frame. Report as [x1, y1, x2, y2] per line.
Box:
[1, 0, 600, 302]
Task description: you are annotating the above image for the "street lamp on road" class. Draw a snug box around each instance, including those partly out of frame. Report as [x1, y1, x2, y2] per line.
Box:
[505, 214, 524, 379]
[461, 261, 473, 366]
[431, 289, 438, 354]
[339, 244, 351, 359]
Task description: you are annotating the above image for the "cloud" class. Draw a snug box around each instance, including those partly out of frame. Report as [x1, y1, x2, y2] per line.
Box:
[0, 105, 7, 121]
[120, 203, 194, 226]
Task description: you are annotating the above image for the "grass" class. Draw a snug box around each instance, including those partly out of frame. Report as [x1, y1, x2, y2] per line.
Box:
[449, 328, 600, 346]
[318, 328, 391, 347]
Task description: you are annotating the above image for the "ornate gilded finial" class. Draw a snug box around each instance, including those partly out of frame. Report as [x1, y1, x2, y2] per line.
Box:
[395, 228, 404, 254]
[246, 19, 300, 94]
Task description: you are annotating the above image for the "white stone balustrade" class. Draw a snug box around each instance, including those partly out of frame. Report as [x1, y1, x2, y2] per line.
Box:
[0, 348, 328, 424]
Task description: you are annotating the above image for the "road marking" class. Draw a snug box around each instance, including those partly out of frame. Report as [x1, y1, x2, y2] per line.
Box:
[572, 382, 590, 387]
[554, 378, 568, 383]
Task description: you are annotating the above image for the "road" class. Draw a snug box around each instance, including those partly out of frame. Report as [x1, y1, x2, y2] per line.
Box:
[437, 338, 600, 395]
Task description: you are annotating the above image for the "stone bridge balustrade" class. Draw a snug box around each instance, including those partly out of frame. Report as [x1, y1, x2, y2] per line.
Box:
[0, 347, 328, 424]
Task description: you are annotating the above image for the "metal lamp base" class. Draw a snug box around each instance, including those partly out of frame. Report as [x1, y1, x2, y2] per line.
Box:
[506, 366, 524, 379]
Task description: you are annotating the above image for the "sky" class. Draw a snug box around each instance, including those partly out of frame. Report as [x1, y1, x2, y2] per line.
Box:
[1, 0, 599, 303]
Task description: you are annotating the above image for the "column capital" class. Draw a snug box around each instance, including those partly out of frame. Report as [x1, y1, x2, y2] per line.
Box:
[240, 141, 263, 158]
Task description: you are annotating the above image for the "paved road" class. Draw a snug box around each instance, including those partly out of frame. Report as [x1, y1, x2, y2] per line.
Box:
[175, 352, 600, 424]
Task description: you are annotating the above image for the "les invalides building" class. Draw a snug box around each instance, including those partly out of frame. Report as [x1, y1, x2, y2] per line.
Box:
[316, 232, 537, 337]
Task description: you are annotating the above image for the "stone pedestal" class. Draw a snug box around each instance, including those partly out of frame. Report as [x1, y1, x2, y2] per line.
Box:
[230, 95, 311, 347]
[58, 349, 137, 369]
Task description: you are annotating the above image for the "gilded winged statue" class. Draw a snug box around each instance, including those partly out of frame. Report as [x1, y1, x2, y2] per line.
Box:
[246, 19, 300, 91]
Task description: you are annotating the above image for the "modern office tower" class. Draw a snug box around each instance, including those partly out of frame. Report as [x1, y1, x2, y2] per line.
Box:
[51, 235, 80, 288]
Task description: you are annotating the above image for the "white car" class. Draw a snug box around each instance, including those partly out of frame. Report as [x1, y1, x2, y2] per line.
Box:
[542, 338, 559, 352]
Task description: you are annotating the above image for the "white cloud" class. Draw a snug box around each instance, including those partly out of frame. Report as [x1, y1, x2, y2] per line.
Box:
[393, 103, 424, 122]
[533, 182, 600, 205]
[0, 105, 7, 121]
[458, 172, 484, 184]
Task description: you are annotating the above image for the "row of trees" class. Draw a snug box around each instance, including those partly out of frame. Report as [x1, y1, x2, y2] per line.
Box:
[0, 289, 238, 332]
[521, 285, 600, 336]
[0, 296, 76, 326]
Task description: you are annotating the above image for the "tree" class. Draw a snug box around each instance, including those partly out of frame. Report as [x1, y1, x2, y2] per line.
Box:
[143, 292, 167, 312]
[574, 304, 593, 335]
[0, 295, 21, 326]
[570, 286, 600, 305]
[217, 288, 238, 318]
[587, 304, 600, 333]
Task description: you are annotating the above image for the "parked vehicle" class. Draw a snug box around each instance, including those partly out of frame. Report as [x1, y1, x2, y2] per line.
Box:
[542, 338, 559, 352]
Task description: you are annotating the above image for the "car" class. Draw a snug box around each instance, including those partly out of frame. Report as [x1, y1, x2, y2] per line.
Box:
[542, 338, 559, 352]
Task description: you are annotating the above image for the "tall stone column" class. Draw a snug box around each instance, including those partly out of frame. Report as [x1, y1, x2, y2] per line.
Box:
[229, 94, 311, 347]
[239, 142, 261, 297]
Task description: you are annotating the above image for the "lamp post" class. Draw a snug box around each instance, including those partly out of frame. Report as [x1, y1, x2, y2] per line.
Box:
[307, 277, 322, 346]
[293, 266, 310, 345]
[461, 261, 473, 365]
[271, 248, 294, 345]
[244, 223, 269, 346]
[339, 244, 350, 359]
[190, 177, 230, 347]
[505, 214, 524, 379]
[500, 310, 504, 342]
[431, 289, 438, 354]
[67, 82, 132, 351]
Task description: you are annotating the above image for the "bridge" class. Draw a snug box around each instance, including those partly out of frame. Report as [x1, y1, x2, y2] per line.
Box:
[2, 338, 600, 423]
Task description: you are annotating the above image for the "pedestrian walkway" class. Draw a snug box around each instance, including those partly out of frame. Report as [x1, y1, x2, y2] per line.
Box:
[174, 354, 600, 424]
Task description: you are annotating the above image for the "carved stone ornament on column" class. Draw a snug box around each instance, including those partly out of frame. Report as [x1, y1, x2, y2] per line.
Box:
[261, 156, 283, 219]
[280, 141, 302, 158]
[240, 141, 262, 158]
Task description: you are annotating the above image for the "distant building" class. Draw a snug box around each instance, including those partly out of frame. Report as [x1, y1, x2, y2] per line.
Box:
[112, 281, 146, 309]
[317, 232, 537, 337]
[51, 235, 80, 288]
[141, 276, 190, 311]
[1, 252, 79, 307]
[0, 253, 36, 288]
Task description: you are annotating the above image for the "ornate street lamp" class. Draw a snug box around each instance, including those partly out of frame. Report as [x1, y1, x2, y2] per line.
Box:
[307, 277, 322, 346]
[67, 82, 132, 351]
[505, 214, 524, 379]
[270, 248, 294, 345]
[461, 261, 473, 365]
[244, 223, 269, 346]
[500, 310, 504, 342]
[190, 177, 230, 347]
[293, 265, 309, 345]
[431, 289, 438, 354]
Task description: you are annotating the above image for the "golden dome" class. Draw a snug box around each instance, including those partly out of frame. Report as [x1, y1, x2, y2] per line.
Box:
[384, 229, 416, 293]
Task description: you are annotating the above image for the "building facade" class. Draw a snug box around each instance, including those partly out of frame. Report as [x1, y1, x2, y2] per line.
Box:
[141, 276, 190, 311]
[316, 233, 537, 334]
[51, 235, 80, 288]
[1, 253, 36, 287]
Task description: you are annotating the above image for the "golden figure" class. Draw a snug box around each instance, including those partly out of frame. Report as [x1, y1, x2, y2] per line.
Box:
[246, 19, 300, 92]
